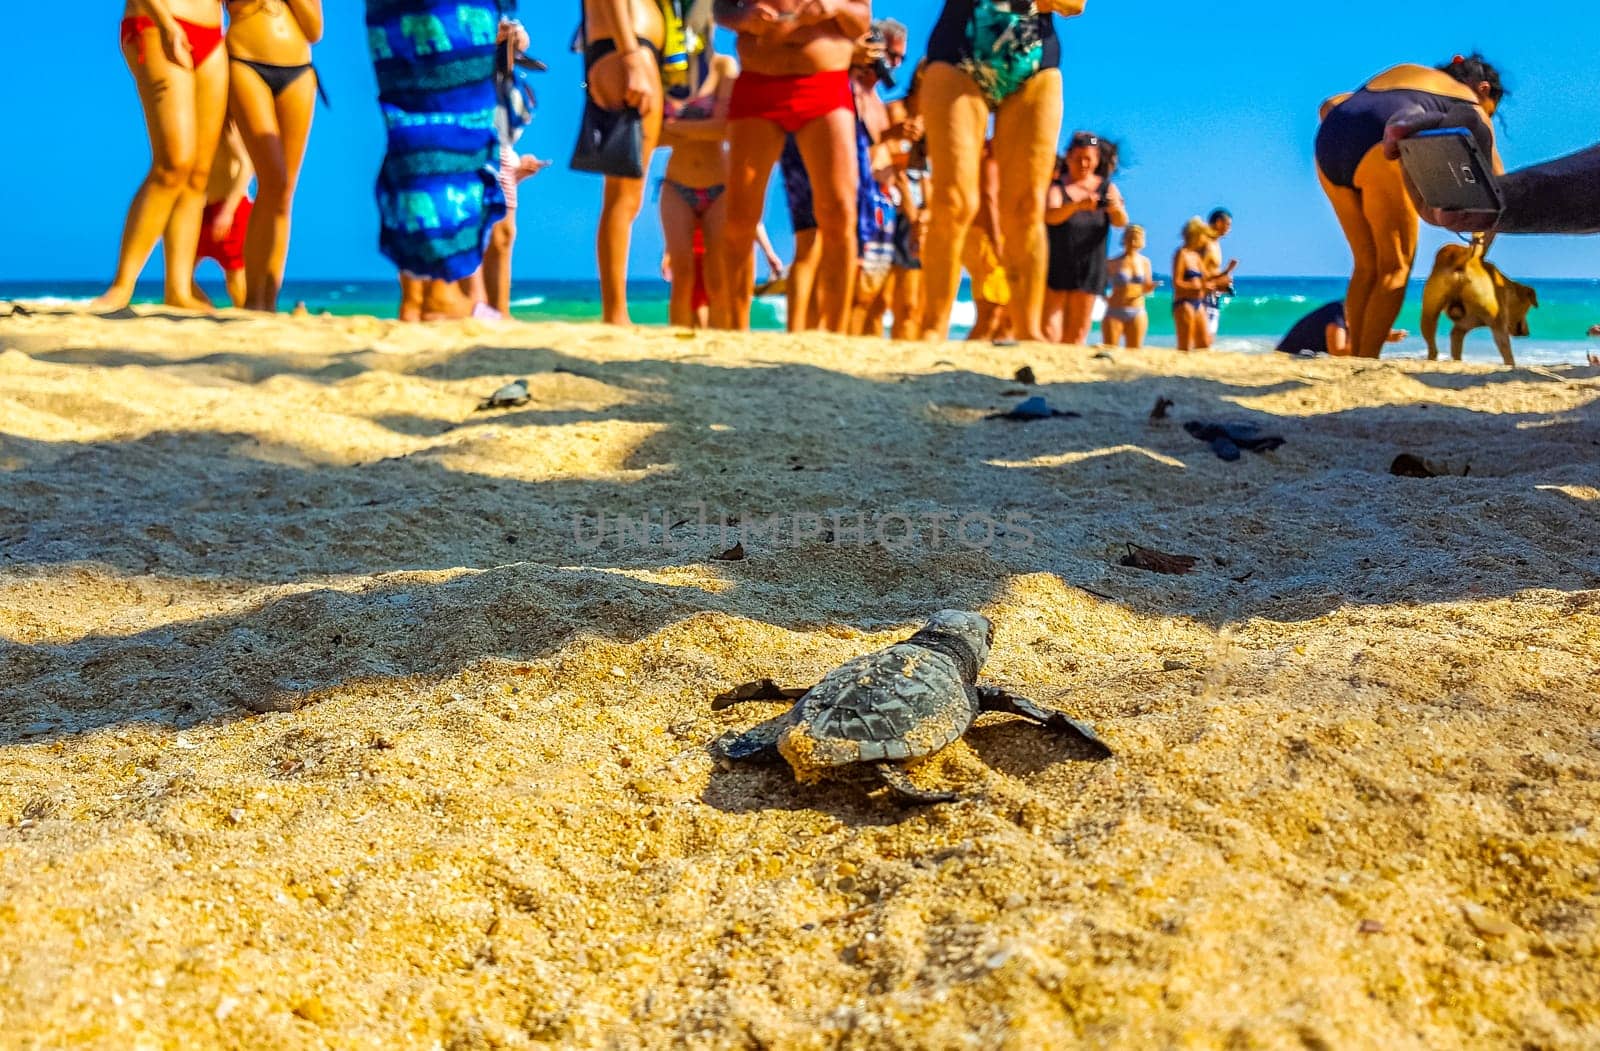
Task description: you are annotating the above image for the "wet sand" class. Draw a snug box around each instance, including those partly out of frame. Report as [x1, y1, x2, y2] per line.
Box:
[1, 309, 1597, 1048]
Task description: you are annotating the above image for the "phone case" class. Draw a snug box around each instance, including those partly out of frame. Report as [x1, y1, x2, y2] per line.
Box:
[1397, 129, 1503, 215]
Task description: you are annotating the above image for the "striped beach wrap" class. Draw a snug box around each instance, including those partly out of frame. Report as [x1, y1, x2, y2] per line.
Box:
[366, 0, 513, 281]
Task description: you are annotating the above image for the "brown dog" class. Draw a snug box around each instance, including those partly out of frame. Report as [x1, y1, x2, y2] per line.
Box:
[1420, 240, 1539, 365]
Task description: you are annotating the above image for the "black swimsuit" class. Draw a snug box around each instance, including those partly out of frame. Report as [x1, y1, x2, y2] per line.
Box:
[1316, 87, 1486, 189]
[1046, 187, 1111, 294]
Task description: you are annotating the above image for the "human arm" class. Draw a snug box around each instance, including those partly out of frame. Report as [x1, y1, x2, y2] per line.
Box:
[211, 125, 254, 239]
[793, 0, 871, 37]
[755, 223, 785, 274]
[1104, 183, 1127, 228]
[1206, 259, 1238, 292]
[513, 155, 550, 182]
[591, 0, 659, 114]
[713, 0, 785, 35]
[287, 0, 324, 44]
[1387, 111, 1600, 234]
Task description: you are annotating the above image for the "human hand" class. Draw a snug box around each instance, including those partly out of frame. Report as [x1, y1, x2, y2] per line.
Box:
[497, 19, 530, 52]
[160, 20, 194, 69]
[622, 48, 657, 116]
[902, 115, 925, 142]
[1387, 329, 1409, 343]
[1383, 108, 1502, 232]
[852, 34, 887, 67]
[210, 206, 235, 243]
[795, 0, 842, 26]
[515, 155, 550, 181]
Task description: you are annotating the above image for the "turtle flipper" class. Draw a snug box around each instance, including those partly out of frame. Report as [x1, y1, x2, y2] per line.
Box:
[872, 763, 959, 805]
[977, 687, 1113, 759]
[711, 679, 810, 710]
[711, 712, 791, 765]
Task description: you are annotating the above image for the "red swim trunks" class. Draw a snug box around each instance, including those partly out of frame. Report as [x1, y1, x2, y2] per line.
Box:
[197, 198, 253, 272]
[728, 69, 853, 134]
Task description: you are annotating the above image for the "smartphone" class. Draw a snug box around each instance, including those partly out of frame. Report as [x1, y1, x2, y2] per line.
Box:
[1397, 128, 1503, 216]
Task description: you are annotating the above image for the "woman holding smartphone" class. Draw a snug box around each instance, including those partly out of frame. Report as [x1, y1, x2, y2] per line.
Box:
[1314, 54, 1504, 358]
[95, 0, 230, 310]
[1041, 131, 1125, 345]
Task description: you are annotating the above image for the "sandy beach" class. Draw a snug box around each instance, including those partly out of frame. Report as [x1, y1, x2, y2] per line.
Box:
[1, 309, 1597, 1049]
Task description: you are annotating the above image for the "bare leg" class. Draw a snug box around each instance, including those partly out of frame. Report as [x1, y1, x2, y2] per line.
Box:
[1041, 289, 1066, 343]
[162, 44, 229, 309]
[231, 63, 316, 311]
[891, 266, 923, 340]
[222, 267, 247, 307]
[1130, 309, 1148, 348]
[94, 30, 203, 310]
[918, 63, 988, 340]
[793, 108, 859, 334]
[589, 49, 664, 325]
[660, 186, 698, 327]
[1319, 163, 1376, 359]
[723, 118, 787, 331]
[483, 210, 516, 316]
[786, 228, 821, 332]
[700, 194, 732, 330]
[991, 70, 1063, 343]
[398, 273, 424, 321]
[1352, 150, 1419, 359]
[1102, 315, 1125, 347]
[1062, 291, 1096, 346]
[967, 299, 996, 341]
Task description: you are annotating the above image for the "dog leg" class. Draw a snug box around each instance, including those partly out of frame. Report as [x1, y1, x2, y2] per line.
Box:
[1421, 279, 1446, 361]
[1493, 328, 1516, 367]
[1451, 326, 1469, 362]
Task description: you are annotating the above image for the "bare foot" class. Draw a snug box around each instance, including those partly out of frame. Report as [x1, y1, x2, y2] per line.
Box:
[164, 293, 215, 313]
[88, 287, 135, 312]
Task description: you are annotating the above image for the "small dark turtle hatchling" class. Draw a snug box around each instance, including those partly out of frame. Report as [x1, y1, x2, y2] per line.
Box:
[711, 610, 1112, 804]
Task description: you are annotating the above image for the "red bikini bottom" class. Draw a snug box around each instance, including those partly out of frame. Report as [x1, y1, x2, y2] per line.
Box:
[120, 16, 225, 68]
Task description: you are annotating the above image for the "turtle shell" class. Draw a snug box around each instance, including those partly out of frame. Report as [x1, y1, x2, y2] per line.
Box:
[777, 642, 978, 781]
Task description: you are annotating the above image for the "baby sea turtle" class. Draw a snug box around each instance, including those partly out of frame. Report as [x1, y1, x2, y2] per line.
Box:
[476, 377, 530, 411]
[712, 610, 1112, 804]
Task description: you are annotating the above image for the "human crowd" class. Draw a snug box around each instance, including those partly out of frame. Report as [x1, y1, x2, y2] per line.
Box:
[101, 0, 1600, 355]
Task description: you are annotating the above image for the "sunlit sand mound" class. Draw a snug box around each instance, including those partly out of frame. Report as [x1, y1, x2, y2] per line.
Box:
[1, 309, 1597, 1048]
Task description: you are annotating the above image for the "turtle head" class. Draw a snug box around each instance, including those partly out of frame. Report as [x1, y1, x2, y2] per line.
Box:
[912, 610, 994, 679]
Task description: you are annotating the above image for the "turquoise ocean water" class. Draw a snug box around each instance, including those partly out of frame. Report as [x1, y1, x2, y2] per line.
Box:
[6, 277, 1598, 365]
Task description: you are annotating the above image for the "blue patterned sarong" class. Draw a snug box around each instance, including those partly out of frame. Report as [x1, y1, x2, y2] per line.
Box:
[367, 0, 511, 281]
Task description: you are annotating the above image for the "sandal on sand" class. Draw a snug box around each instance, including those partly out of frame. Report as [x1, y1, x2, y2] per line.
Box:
[1184, 421, 1285, 461]
[985, 395, 1081, 422]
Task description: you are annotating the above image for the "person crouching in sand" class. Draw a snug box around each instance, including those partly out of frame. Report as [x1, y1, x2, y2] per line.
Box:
[191, 119, 254, 308]
[716, 0, 872, 333]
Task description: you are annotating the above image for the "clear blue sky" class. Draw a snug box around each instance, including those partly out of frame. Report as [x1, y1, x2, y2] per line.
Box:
[4, 0, 1598, 281]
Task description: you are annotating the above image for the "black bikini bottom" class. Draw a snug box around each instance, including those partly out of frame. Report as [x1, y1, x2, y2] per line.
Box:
[232, 58, 330, 106]
[583, 38, 662, 72]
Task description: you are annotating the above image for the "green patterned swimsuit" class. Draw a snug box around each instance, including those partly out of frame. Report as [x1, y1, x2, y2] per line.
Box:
[927, 0, 1061, 109]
